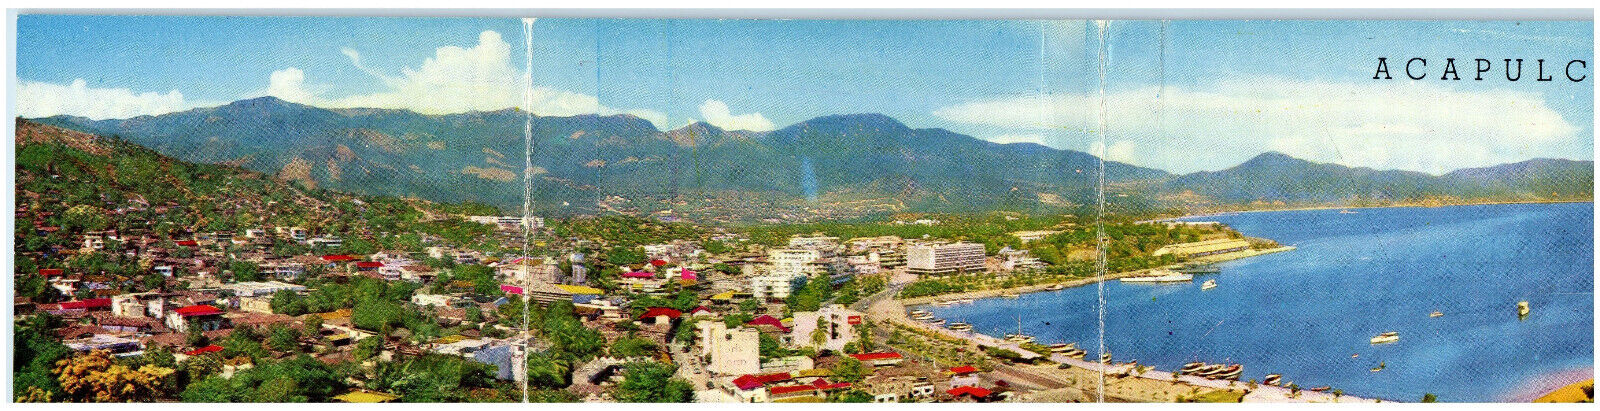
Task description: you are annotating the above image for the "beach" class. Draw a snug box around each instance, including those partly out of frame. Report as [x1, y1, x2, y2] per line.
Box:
[897, 246, 1295, 307]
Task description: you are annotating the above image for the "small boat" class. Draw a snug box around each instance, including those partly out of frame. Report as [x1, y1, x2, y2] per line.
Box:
[1180, 362, 1207, 375]
[1429, 311, 1444, 318]
[910, 309, 930, 316]
[1048, 342, 1077, 353]
[925, 318, 946, 326]
[1120, 270, 1194, 283]
[948, 322, 973, 332]
[1351, 353, 1359, 358]
[1099, 353, 1113, 364]
[1339, 209, 1359, 214]
[1263, 374, 1282, 386]
[1213, 364, 1243, 380]
[1370, 362, 1386, 372]
[1201, 279, 1217, 290]
[910, 312, 934, 320]
[955, 298, 975, 304]
[932, 301, 953, 307]
[1044, 284, 1065, 291]
[1311, 386, 1332, 392]
[1196, 364, 1225, 376]
[1003, 333, 1035, 344]
[1370, 331, 1400, 344]
[1518, 301, 1531, 317]
[1062, 348, 1087, 359]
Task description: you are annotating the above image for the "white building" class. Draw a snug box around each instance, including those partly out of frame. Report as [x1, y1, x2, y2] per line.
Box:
[997, 247, 1044, 271]
[696, 321, 761, 376]
[222, 281, 307, 297]
[787, 235, 840, 250]
[750, 275, 795, 301]
[906, 242, 986, 275]
[790, 304, 863, 351]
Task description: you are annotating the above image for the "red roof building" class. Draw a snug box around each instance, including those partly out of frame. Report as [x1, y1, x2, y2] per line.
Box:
[949, 365, 979, 375]
[175, 240, 199, 247]
[355, 261, 384, 270]
[174, 305, 223, 317]
[638, 307, 682, 321]
[745, 315, 791, 333]
[621, 271, 656, 278]
[321, 254, 356, 262]
[947, 386, 992, 399]
[850, 352, 905, 366]
[58, 298, 111, 310]
[38, 268, 63, 276]
[184, 345, 224, 355]
[733, 372, 794, 390]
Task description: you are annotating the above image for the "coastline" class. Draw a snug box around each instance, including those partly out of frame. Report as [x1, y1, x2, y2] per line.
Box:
[1508, 367, 1595, 402]
[1153, 199, 1593, 222]
[898, 246, 1296, 307]
[868, 253, 1378, 403]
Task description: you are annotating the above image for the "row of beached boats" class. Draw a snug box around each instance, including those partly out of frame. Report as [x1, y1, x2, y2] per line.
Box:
[1178, 361, 1245, 380]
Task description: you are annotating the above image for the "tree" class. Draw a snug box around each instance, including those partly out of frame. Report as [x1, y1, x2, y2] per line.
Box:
[14, 315, 70, 400]
[353, 336, 384, 361]
[271, 289, 307, 316]
[302, 315, 324, 339]
[1422, 393, 1438, 403]
[613, 362, 694, 403]
[267, 324, 302, 353]
[53, 349, 175, 402]
[526, 352, 572, 389]
[610, 337, 658, 358]
[832, 356, 870, 383]
[828, 390, 874, 403]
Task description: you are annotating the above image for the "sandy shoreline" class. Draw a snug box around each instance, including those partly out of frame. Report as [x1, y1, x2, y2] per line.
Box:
[898, 246, 1296, 307]
[1508, 367, 1595, 402]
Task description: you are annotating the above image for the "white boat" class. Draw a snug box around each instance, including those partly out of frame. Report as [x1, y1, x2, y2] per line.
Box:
[1370, 331, 1400, 344]
[1120, 270, 1193, 283]
[1518, 301, 1531, 317]
[1003, 333, 1035, 344]
[925, 318, 946, 326]
[1044, 284, 1065, 291]
[1201, 279, 1217, 290]
[955, 298, 975, 304]
[1340, 209, 1359, 214]
[1429, 311, 1444, 318]
[1004, 314, 1033, 344]
[948, 322, 972, 332]
[1263, 374, 1282, 386]
[909, 309, 930, 316]
[1048, 342, 1077, 353]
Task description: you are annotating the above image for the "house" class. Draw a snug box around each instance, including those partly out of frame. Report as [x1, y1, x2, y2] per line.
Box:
[849, 352, 904, 367]
[166, 305, 227, 333]
[948, 365, 981, 388]
[222, 281, 306, 297]
[697, 321, 760, 376]
[790, 304, 863, 351]
[411, 293, 465, 308]
[637, 307, 681, 325]
[744, 315, 791, 333]
[619, 271, 667, 292]
[946, 386, 994, 402]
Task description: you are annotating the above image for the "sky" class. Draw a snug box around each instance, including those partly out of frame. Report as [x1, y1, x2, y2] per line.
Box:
[13, 16, 1594, 174]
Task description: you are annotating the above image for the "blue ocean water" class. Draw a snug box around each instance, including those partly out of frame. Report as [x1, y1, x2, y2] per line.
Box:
[923, 203, 1594, 402]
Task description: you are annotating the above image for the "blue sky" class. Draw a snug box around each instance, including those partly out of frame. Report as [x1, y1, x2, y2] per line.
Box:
[14, 16, 1593, 173]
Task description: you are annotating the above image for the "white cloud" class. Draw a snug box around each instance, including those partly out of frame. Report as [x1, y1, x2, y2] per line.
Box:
[15, 79, 191, 120]
[266, 30, 677, 129]
[934, 78, 1584, 174]
[697, 99, 776, 132]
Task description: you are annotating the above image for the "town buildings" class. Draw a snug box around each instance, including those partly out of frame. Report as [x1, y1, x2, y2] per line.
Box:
[906, 242, 986, 275]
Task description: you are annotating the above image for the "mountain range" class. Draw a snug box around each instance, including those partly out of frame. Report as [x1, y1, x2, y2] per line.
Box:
[33, 97, 1593, 221]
